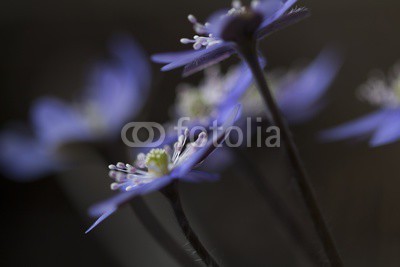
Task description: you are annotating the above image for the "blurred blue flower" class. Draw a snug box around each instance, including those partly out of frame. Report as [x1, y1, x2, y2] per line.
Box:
[0, 35, 151, 181]
[241, 48, 342, 124]
[320, 63, 400, 147]
[172, 48, 341, 127]
[86, 105, 240, 233]
[174, 48, 341, 171]
[173, 63, 253, 125]
[152, 0, 309, 76]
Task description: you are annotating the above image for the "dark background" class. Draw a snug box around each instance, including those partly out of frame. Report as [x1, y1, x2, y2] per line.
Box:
[1, 0, 400, 266]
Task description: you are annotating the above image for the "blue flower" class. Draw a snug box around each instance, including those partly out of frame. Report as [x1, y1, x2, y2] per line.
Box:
[85, 105, 240, 233]
[174, 48, 341, 171]
[0, 35, 151, 181]
[152, 0, 309, 76]
[172, 48, 341, 127]
[173, 63, 253, 124]
[320, 63, 400, 146]
[241, 48, 342, 124]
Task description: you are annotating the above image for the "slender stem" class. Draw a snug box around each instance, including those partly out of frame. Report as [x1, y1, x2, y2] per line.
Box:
[236, 40, 343, 266]
[233, 148, 320, 265]
[162, 182, 220, 267]
[129, 196, 199, 267]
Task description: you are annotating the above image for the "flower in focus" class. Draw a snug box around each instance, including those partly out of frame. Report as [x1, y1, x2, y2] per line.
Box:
[320, 63, 400, 146]
[152, 0, 309, 76]
[0, 35, 151, 180]
[85, 105, 240, 233]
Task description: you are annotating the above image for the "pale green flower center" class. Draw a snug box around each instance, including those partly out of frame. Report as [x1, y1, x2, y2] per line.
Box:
[180, 90, 212, 118]
[145, 149, 170, 176]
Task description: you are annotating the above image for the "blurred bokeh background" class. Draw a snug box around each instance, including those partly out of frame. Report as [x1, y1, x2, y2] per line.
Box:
[1, 0, 400, 266]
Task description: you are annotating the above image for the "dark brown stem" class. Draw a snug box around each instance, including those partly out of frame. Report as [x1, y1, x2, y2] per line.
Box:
[236, 40, 343, 266]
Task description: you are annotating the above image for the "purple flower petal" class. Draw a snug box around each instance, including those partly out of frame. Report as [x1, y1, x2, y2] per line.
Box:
[172, 104, 241, 178]
[159, 48, 222, 71]
[370, 109, 400, 146]
[319, 109, 391, 142]
[108, 34, 151, 90]
[0, 129, 58, 181]
[259, 0, 298, 29]
[84, 36, 151, 135]
[278, 48, 342, 124]
[256, 6, 310, 39]
[88, 175, 173, 218]
[30, 97, 90, 147]
[183, 170, 220, 183]
[152, 50, 203, 63]
[201, 147, 236, 172]
[153, 43, 235, 76]
[85, 207, 117, 234]
[161, 43, 231, 71]
[219, 59, 266, 111]
[182, 46, 235, 77]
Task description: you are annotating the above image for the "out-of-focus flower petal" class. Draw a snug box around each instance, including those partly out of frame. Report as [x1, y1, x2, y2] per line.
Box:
[219, 59, 265, 111]
[85, 35, 151, 135]
[89, 176, 172, 218]
[370, 110, 400, 146]
[30, 97, 90, 147]
[319, 109, 391, 142]
[109, 34, 151, 90]
[201, 147, 236, 172]
[278, 48, 342, 124]
[0, 129, 58, 181]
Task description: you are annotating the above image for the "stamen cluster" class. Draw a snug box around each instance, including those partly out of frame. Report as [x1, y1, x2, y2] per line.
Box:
[358, 65, 400, 108]
[180, 0, 261, 50]
[108, 129, 208, 191]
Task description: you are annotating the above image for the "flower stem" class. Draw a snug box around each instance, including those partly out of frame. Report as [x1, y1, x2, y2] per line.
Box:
[236, 41, 343, 266]
[162, 182, 220, 267]
[233, 148, 320, 265]
[129, 196, 199, 267]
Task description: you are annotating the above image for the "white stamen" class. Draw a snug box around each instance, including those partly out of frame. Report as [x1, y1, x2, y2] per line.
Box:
[111, 183, 121, 190]
[188, 14, 197, 24]
[107, 129, 210, 192]
[108, 164, 116, 170]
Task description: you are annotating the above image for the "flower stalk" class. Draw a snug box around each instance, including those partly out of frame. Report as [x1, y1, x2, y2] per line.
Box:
[162, 182, 220, 267]
[236, 39, 343, 267]
[129, 196, 199, 267]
